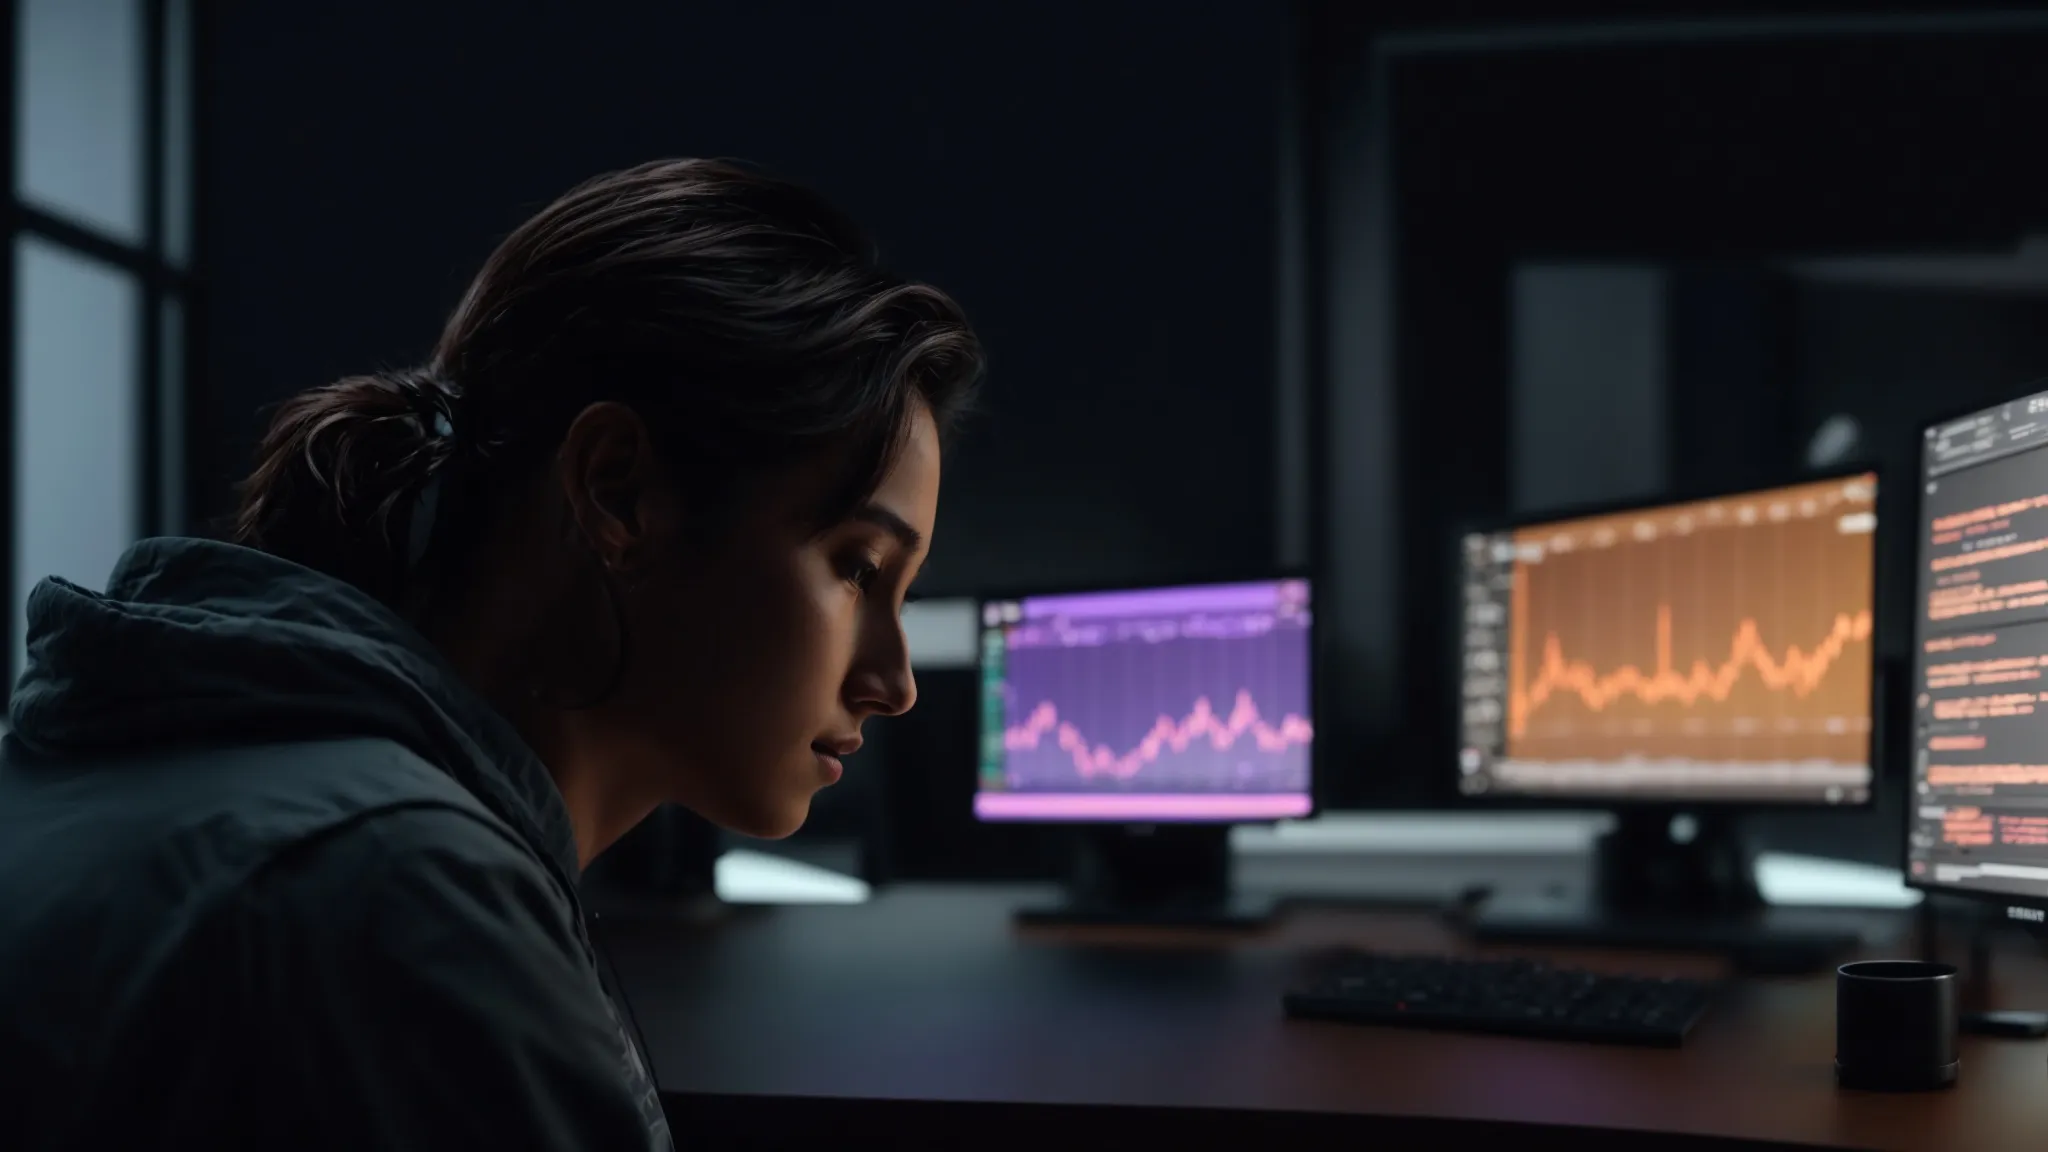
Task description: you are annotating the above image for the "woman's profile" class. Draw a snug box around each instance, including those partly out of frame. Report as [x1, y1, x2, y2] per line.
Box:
[0, 158, 983, 1149]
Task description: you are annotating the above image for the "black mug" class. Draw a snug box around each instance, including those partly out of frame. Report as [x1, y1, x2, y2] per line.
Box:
[1835, 960, 1960, 1091]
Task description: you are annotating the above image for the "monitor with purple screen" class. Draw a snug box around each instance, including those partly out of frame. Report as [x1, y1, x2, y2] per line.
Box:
[974, 578, 1315, 824]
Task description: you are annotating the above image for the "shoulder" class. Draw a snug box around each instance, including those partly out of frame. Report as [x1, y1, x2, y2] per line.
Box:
[0, 734, 503, 867]
[228, 806, 670, 1148]
[248, 800, 582, 959]
[234, 802, 622, 1075]
[0, 736, 543, 974]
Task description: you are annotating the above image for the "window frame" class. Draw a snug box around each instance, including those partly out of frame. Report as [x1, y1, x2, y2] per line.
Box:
[2, 0, 200, 665]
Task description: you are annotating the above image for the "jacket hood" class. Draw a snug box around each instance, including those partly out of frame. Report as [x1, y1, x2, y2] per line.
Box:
[9, 536, 580, 885]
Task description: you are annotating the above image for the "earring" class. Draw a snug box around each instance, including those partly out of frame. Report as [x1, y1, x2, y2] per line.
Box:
[604, 547, 652, 594]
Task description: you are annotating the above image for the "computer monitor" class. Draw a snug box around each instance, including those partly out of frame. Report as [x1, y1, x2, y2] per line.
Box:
[1458, 471, 1880, 806]
[1907, 390, 2048, 924]
[1904, 389, 2048, 1035]
[974, 576, 1315, 927]
[1453, 470, 1883, 960]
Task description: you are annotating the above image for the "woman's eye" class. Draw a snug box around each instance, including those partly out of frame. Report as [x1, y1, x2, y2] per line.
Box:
[843, 559, 881, 591]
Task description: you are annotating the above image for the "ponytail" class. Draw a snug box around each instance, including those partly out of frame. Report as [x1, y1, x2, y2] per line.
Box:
[232, 367, 461, 608]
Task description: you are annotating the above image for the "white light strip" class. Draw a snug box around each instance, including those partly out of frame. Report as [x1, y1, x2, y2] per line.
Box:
[1754, 852, 1922, 909]
[713, 849, 871, 905]
[1235, 812, 1612, 855]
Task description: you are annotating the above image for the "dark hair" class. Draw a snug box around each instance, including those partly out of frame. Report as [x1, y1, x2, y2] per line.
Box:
[233, 158, 983, 609]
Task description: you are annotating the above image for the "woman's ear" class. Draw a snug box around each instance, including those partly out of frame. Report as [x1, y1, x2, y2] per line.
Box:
[557, 401, 657, 567]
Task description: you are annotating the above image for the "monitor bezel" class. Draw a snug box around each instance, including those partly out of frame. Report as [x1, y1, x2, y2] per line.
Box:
[1446, 461, 1894, 814]
[971, 568, 1320, 827]
[1903, 385, 2048, 917]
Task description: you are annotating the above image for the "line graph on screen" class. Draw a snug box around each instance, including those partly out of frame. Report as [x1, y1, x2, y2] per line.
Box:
[996, 613, 1313, 794]
[1503, 482, 1875, 766]
[1005, 691, 1313, 781]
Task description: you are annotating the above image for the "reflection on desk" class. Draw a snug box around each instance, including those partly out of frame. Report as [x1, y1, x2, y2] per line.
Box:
[597, 884, 2048, 1151]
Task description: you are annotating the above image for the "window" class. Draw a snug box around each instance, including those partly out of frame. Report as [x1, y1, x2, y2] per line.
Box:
[7, 0, 195, 676]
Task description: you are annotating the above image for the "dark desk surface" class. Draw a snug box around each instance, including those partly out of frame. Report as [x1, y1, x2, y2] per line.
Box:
[597, 883, 2048, 1150]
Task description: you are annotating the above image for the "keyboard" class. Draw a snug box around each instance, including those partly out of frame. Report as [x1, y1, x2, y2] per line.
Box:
[1282, 950, 1717, 1048]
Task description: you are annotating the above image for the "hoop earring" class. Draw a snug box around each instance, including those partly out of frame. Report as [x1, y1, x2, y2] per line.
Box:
[529, 558, 631, 712]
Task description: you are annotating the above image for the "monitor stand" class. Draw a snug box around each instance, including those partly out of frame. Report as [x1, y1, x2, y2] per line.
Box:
[1464, 809, 1862, 970]
[1919, 898, 2048, 1038]
[1013, 824, 1276, 930]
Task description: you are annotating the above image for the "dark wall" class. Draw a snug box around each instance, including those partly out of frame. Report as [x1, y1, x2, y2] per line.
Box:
[1326, 24, 2048, 810]
[1793, 281, 2048, 664]
[198, 0, 1285, 593]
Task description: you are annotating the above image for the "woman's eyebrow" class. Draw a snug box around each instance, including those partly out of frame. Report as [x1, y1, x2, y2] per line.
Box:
[849, 502, 923, 552]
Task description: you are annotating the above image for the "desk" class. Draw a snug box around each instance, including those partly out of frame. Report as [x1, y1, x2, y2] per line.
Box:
[597, 884, 2048, 1150]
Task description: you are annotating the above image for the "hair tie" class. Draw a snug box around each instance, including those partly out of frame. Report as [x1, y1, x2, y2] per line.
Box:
[392, 367, 460, 446]
[398, 367, 460, 575]
[407, 471, 444, 572]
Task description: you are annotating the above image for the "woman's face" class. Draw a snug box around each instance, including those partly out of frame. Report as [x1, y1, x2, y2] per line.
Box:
[561, 403, 940, 841]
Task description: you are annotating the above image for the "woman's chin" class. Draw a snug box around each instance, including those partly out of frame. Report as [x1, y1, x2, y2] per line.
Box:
[710, 795, 813, 842]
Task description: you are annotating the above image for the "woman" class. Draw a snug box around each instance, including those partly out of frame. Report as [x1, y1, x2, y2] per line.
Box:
[0, 159, 982, 1149]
